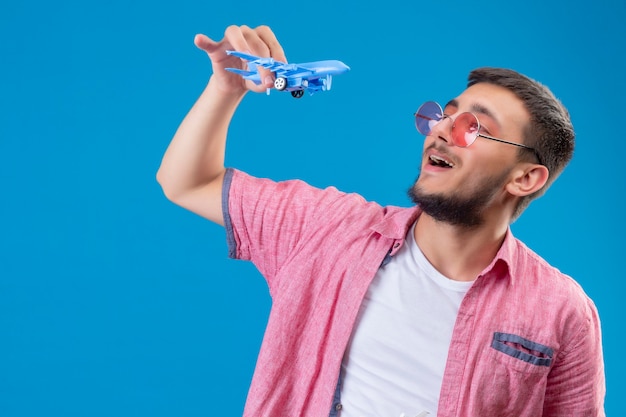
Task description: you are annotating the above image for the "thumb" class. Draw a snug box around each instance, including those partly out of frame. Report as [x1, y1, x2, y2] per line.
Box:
[194, 33, 219, 54]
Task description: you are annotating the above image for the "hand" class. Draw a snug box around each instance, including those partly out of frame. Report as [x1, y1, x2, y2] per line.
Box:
[194, 25, 288, 96]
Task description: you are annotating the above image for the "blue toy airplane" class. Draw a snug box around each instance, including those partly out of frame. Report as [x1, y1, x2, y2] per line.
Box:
[225, 50, 350, 98]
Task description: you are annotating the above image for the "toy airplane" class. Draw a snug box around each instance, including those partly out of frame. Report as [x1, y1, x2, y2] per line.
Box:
[225, 50, 350, 98]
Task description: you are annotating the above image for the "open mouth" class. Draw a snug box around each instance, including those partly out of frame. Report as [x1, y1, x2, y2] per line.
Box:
[429, 154, 455, 168]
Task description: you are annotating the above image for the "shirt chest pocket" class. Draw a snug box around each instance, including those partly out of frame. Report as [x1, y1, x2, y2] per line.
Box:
[468, 332, 556, 415]
[490, 331, 555, 374]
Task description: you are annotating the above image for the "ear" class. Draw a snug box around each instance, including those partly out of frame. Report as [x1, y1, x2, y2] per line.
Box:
[506, 163, 550, 197]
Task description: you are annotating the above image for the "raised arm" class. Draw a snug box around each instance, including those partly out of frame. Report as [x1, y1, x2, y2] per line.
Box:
[156, 25, 287, 225]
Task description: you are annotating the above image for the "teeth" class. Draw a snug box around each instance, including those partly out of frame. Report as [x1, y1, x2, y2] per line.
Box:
[429, 155, 454, 167]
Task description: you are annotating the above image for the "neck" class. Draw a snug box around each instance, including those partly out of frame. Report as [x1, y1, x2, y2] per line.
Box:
[413, 210, 510, 282]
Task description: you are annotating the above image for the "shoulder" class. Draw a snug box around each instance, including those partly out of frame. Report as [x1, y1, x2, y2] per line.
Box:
[227, 167, 365, 202]
[225, 168, 419, 237]
[226, 167, 402, 218]
[510, 237, 598, 323]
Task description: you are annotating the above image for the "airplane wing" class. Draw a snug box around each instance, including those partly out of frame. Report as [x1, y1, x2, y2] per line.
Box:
[276, 66, 315, 78]
[225, 50, 349, 97]
[224, 68, 256, 77]
[225, 50, 316, 78]
[225, 50, 286, 72]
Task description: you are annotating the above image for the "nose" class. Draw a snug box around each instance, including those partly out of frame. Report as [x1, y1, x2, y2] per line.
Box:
[428, 115, 454, 145]
[338, 61, 350, 72]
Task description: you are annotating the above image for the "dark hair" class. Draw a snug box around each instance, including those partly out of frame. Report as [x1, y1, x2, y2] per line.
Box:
[467, 68, 574, 219]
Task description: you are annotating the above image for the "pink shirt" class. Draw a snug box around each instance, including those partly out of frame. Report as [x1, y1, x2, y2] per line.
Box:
[224, 169, 605, 417]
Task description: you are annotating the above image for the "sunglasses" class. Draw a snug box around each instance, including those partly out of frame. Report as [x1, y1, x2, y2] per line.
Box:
[414, 101, 543, 165]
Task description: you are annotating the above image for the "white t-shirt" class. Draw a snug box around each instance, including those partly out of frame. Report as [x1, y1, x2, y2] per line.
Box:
[340, 223, 474, 417]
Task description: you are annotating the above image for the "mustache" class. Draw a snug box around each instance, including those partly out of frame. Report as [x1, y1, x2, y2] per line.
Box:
[425, 143, 457, 164]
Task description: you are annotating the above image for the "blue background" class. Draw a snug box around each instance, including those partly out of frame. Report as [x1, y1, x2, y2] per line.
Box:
[1, 0, 623, 415]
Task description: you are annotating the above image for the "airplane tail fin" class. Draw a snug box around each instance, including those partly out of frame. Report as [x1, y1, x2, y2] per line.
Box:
[324, 74, 333, 91]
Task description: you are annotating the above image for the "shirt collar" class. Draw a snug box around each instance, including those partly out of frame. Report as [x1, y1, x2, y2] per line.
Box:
[373, 206, 520, 284]
[478, 227, 521, 285]
[370, 206, 422, 240]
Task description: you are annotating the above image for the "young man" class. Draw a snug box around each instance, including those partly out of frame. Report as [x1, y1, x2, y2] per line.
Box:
[157, 25, 605, 417]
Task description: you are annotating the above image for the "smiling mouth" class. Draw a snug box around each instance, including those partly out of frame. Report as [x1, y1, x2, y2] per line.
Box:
[429, 155, 455, 168]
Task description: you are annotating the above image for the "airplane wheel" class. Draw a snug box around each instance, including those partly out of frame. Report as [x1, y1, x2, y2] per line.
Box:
[274, 77, 288, 91]
[291, 90, 304, 99]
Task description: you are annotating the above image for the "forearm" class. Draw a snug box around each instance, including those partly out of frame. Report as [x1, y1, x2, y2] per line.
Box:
[158, 25, 286, 224]
[157, 76, 245, 200]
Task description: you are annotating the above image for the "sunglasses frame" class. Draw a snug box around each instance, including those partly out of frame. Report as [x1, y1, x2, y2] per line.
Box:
[414, 101, 543, 166]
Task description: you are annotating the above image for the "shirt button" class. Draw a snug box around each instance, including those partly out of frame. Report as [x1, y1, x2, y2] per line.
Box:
[393, 242, 400, 248]
[335, 403, 343, 411]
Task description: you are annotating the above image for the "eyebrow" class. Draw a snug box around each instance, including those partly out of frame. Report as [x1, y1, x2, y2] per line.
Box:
[444, 98, 502, 129]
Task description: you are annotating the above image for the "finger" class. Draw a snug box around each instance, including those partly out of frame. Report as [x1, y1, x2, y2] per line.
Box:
[199, 25, 257, 68]
[218, 25, 270, 92]
[223, 24, 254, 55]
[232, 26, 273, 88]
[194, 33, 219, 54]
[239, 25, 271, 56]
[222, 25, 269, 86]
[196, 25, 253, 62]
[255, 25, 287, 63]
[241, 25, 288, 88]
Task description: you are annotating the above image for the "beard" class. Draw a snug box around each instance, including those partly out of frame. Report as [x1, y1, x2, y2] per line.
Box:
[407, 169, 511, 228]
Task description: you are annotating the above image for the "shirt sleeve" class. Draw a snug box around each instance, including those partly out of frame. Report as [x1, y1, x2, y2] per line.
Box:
[222, 168, 367, 291]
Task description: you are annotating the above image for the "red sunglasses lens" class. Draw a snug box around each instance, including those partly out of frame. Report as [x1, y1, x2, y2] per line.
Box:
[451, 112, 479, 147]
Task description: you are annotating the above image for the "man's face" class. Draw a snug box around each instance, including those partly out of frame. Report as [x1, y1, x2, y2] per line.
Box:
[409, 82, 531, 227]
